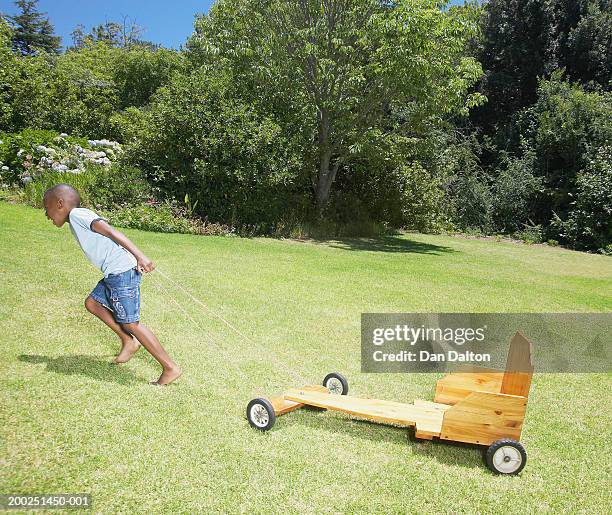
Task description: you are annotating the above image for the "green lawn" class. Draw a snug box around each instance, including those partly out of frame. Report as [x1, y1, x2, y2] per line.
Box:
[1, 200, 611, 513]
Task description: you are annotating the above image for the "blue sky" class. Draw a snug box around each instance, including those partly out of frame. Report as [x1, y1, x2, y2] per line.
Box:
[0, 0, 467, 49]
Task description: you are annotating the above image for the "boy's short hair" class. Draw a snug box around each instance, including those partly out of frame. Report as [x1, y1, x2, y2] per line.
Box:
[43, 184, 81, 207]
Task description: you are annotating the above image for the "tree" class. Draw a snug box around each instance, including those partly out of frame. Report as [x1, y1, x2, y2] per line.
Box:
[470, 0, 556, 130]
[70, 16, 148, 50]
[0, 18, 18, 129]
[8, 0, 60, 55]
[557, 0, 612, 90]
[471, 0, 611, 132]
[70, 24, 86, 48]
[188, 0, 484, 215]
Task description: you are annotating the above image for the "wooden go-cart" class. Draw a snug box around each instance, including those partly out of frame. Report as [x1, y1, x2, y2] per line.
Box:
[247, 332, 534, 475]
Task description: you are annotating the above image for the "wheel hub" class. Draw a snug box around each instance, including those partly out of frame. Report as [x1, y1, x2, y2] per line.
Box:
[493, 445, 523, 473]
[251, 405, 269, 427]
[326, 377, 343, 394]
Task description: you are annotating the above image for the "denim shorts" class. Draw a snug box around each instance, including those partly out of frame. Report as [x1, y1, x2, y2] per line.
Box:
[89, 267, 142, 324]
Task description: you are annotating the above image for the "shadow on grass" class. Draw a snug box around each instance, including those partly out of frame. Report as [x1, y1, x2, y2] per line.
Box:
[321, 235, 456, 255]
[276, 408, 484, 471]
[19, 354, 140, 385]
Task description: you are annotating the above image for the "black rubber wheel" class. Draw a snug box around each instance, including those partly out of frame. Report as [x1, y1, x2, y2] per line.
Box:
[323, 372, 349, 395]
[485, 439, 527, 475]
[246, 398, 276, 431]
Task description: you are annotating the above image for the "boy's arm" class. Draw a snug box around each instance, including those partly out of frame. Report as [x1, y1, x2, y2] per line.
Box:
[91, 220, 155, 273]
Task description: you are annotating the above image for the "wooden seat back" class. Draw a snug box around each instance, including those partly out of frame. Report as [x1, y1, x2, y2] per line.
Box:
[500, 332, 534, 397]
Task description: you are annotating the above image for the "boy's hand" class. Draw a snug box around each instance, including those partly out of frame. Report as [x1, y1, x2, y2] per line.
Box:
[137, 256, 155, 273]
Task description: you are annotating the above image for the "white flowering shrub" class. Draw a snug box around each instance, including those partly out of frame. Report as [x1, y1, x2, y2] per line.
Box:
[0, 130, 123, 186]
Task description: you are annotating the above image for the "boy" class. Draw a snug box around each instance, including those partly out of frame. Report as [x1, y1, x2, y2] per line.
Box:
[43, 184, 182, 386]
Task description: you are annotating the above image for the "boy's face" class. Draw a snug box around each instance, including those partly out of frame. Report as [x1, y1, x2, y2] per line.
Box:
[43, 196, 69, 227]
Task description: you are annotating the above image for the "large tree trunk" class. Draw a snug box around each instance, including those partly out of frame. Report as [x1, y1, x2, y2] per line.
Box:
[315, 109, 339, 216]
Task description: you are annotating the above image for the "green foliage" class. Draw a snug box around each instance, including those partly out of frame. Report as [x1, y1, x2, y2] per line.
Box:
[449, 171, 493, 232]
[129, 68, 307, 228]
[21, 169, 94, 208]
[101, 201, 232, 236]
[550, 146, 612, 252]
[111, 47, 185, 108]
[187, 0, 485, 212]
[557, 0, 612, 90]
[86, 164, 151, 210]
[453, 72, 612, 251]
[512, 222, 544, 245]
[49, 50, 121, 137]
[0, 19, 18, 129]
[440, 134, 493, 231]
[332, 160, 448, 233]
[517, 73, 612, 224]
[0, 39, 182, 138]
[491, 148, 542, 232]
[1, 0, 608, 250]
[0, 49, 54, 133]
[108, 107, 147, 144]
[472, 0, 612, 130]
[19, 162, 151, 210]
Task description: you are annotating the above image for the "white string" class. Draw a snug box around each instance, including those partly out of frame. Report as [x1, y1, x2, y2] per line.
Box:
[149, 272, 249, 382]
[152, 267, 308, 384]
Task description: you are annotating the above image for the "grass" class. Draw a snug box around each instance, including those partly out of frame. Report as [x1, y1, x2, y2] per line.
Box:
[1, 200, 611, 513]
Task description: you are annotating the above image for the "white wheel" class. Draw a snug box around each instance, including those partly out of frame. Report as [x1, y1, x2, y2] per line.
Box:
[486, 439, 527, 475]
[246, 398, 276, 431]
[250, 404, 269, 428]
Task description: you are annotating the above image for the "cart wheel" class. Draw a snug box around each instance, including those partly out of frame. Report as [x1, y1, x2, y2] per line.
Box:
[246, 398, 276, 431]
[323, 372, 349, 395]
[485, 439, 527, 475]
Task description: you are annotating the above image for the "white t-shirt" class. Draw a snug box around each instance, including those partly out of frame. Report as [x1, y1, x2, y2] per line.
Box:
[68, 208, 137, 277]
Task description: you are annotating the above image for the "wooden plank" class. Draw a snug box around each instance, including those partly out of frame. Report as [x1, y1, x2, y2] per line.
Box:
[501, 332, 534, 397]
[434, 371, 503, 405]
[283, 389, 444, 436]
[440, 390, 528, 446]
[269, 396, 302, 415]
[302, 385, 330, 393]
[413, 399, 452, 411]
[414, 431, 435, 440]
[271, 385, 330, 415]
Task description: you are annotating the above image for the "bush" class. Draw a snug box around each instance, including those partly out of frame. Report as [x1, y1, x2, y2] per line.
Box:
[108, 107, 147, 144]
[128, 68, 307, 228]
[101, 201, 232, 236]
[550, 146, 612, 252]
[0, 129, 73, 184]
[0, 129, 126, 187]
[512, 222, 544, 244]
[491, 148, 543, 232]
[17, 160, 150, 212]
[1, 39, 183, 139]
[439, 134, 493, 232]
[517, 73, 612, 224]
[87, 164, 151, 209]
[21, 170, 94, 208]
[447, 171, 493, 232]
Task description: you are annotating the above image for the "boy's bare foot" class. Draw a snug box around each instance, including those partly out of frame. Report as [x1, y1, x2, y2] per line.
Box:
[113, 337, 141, 364]
[150, 366, 182, 386]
